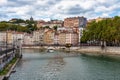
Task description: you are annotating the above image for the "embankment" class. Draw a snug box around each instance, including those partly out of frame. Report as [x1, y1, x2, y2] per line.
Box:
[70, 46, 120, 56]
[23, 46, 120, 55]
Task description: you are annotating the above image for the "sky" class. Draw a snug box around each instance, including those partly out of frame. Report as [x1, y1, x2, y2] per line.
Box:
[0, 0, 120, 21]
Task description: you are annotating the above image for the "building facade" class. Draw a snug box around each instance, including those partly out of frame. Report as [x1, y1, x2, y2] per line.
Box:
[64, 16, 87, 28]
[33, 29, 44, 45]
[43, 30, 55, 45]
[23, 33, 34, 45]
[0, 32, 6, 46]
[37, 20, 63, 29]
[54, 33, 59, 45]
[65, 32, 78, 45]
[33, 30, 40, 45]
[13, 32, 24, 45]
[7, 31, 13, 44]
[58, 32, 66, 45]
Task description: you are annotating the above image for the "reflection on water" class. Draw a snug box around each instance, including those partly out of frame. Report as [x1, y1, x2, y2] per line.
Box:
[47, 54, 66, 71]
[41, 54, 66, 80]
[9, 49, 120, 80]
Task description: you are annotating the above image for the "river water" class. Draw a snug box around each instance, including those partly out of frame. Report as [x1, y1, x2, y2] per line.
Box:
[9, 49, 120, 80]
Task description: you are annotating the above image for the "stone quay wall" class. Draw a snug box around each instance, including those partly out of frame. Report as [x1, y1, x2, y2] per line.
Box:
[70, 46, 120, 55]
[23, 46, 120, 55]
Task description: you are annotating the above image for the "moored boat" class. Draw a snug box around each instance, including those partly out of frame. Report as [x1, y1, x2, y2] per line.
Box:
[47, 47, 54, 52]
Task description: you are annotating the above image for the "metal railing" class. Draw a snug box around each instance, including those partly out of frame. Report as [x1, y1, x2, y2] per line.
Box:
[0, 48, 15, 56]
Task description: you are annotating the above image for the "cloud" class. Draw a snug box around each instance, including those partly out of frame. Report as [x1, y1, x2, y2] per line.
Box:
[0, 0, 7, 6]
[0, 0, 120, 21]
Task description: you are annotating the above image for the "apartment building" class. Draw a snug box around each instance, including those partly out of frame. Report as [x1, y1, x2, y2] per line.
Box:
[0, 32, 6, 46]
[33, 29, 44, 45]
[37, 20, 63, 29]
[23, 33, 34, 45]
[43, 30, 55, 45]
[64, 16, 87, 28]
[65, 32, 78, 45]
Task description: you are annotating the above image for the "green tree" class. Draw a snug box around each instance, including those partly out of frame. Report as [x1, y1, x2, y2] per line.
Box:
[53, 26, 58, 31]
[81, 16, 120, 46]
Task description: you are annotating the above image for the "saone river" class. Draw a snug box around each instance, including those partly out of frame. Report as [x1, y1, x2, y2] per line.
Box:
[9, 49, 120, 80]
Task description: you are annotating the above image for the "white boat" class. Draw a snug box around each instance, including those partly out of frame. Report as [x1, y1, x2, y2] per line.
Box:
[47, 49, 54, 52]
[47, 47, 54, 52]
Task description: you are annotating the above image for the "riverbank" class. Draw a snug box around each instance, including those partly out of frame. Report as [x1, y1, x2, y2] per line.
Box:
[0, 58, 20, 80]
[70, 46, 120, 55]
[23, 46, 120, 56]
[9, 48, 120, 80]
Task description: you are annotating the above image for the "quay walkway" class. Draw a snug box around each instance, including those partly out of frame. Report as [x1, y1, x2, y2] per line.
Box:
[0, 76, 4, 80]
[0, 48, 18, 80]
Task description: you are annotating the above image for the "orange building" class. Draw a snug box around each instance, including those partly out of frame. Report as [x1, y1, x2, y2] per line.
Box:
[7, 31, 13, 44]
[37, 20, 46, 28]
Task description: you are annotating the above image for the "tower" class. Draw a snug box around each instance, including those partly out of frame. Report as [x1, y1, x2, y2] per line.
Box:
[30, 16, 33, 21]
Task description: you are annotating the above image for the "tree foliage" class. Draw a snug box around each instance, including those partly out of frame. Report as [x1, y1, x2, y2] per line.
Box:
[53, 26, 58, 31]
[0, 19, 37, 33]
[81, 16, 120, 46]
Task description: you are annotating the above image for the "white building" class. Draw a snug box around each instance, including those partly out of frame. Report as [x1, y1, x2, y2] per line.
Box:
[33, 30, 40, 45]
[78, 28, 84, 44]
[0, 32, 6, 46]
[33, 29, 44, 45]
[12, 32, 25, 45]
[54, 33, 59, 45]
[19, 23, 28, 27]
[23, 34, 34, 45]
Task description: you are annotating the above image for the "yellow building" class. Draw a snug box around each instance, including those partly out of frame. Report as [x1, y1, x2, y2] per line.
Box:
[58, 32, 66, 45]
[43, 30, 55, 45]
[7, 31, 13, 44]
[95, 17, 105, 22]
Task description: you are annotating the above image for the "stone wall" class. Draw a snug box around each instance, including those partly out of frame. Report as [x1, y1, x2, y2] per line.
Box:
[71, 46, 120, 55]
[23, 46, 120, 55]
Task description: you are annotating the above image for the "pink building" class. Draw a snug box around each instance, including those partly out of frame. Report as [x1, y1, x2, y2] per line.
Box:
[65, 32, 78, 45]
[58, 29, 79, 45]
